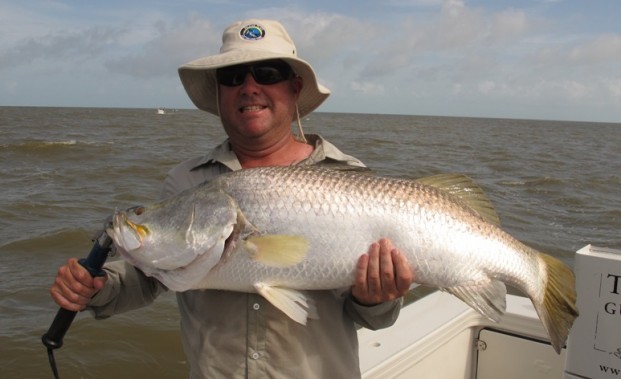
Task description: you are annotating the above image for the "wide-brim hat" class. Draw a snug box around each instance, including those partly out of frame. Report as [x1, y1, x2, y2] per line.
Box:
[178, 19, 330, 118]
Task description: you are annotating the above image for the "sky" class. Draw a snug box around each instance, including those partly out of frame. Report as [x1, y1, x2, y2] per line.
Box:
[1, 0, 620, 123]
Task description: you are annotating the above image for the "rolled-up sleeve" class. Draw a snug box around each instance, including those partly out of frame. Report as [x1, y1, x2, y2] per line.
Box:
[86, 260, 167, 319]
[344, 295, 403, 330]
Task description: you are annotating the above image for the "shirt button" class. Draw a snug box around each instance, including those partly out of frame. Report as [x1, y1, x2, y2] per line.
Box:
[253, 303, 260, 310]
[251, 352, 260, 360]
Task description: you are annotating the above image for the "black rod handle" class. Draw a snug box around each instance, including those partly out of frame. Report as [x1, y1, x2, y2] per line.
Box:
[41, 231, 112, 350]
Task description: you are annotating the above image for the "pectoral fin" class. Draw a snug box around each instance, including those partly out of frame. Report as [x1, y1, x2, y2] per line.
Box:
[245, 235, 309, 267]
[254, 282, 318, 324]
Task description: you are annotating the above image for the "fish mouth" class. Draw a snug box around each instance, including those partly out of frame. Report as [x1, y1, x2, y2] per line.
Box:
[110, 210, 148, 251]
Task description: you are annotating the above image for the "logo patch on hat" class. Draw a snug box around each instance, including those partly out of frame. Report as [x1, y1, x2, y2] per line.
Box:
[240, 24, 265, 41]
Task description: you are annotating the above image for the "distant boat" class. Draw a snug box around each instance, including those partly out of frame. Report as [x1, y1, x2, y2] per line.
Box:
[156, 108, 166, 115]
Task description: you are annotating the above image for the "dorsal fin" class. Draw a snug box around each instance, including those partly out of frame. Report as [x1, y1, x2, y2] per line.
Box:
[415, 173, 501, 226]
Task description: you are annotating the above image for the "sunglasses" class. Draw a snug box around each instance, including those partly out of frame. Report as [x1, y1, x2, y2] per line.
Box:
[216, 60, 294, 87]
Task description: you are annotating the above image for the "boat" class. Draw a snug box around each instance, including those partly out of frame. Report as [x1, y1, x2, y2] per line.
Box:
[358, 245, 621, 378]
[358, 290, 562, 378]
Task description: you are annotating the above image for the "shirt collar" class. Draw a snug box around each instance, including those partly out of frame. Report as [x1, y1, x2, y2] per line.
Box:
[189, 134, 359, 171]
[190, 139, 242, 172]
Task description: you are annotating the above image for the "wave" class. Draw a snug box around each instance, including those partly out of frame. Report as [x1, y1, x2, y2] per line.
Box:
[0, 139, 113, 155]
[2, 139, 76, 149]
[38, 139, 77, 146]
[0, 227, 94, 254]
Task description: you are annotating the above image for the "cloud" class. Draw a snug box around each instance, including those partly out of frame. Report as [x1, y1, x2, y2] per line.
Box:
[105, 16, 220, 78]
[330, 1, 620, 120]
[354, 1, 539, 82]
[0, 2, 66, 47]
[0, 1, 619, 121]
[0, 10, 222, 80]
[530, 32, 621, 65]
[350, 80, 385, 95]
[0, 26, 126, 70]
[609, 79, 621, 95]
[488, 9, 532, 43]
[385, 0, 446, 6]
[567, 34, 621, 64]
[278, 12, 372, 68]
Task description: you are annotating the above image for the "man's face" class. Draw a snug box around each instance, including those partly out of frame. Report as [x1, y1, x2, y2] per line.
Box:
[217, 61, 302, 142]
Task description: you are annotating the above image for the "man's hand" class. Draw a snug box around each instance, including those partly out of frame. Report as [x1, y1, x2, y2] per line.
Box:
[351, 238, 414, 306]
[50, 258, 107, 311]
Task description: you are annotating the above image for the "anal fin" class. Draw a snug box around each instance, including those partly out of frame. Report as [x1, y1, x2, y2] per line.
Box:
[254, 282, 318, 324]
[443, 278, 507, 322]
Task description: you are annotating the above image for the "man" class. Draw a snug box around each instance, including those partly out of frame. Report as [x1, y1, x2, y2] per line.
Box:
[50, 19, 414, 378]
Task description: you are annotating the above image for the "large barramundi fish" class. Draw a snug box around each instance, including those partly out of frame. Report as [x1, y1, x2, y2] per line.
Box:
[108, 165, 578, 353]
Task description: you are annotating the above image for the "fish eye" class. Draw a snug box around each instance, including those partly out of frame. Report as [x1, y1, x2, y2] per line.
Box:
[127, 205, 145, 215]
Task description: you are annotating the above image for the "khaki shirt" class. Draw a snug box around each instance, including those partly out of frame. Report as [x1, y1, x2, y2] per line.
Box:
[89, 135, 402, 378]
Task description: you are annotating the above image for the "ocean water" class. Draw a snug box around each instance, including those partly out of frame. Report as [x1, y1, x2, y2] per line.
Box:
[1, 106, 619, 378]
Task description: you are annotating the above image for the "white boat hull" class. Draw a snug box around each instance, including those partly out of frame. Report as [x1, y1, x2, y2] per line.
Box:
[360, 244, 621, 378]
[358, 291, 566, 378]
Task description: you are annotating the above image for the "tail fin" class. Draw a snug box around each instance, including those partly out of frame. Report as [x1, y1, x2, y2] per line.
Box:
[533, 254, 579, 353]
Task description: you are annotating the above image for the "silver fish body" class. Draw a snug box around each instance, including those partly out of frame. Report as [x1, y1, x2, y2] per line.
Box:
[109, 165, 578, 353]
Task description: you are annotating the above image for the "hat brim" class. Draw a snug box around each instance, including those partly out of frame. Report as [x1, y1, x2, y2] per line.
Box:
[178, 51, 330, 118]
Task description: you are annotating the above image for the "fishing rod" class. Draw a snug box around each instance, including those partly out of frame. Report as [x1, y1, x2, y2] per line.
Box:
[41, 220, 113, 379]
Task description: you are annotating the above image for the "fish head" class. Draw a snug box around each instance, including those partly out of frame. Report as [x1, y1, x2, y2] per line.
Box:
[107, 190, 238, 290]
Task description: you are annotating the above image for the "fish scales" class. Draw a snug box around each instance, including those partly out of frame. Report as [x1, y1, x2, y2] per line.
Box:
[109, 165, 578, 353]
[215, 167, 531, 289]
